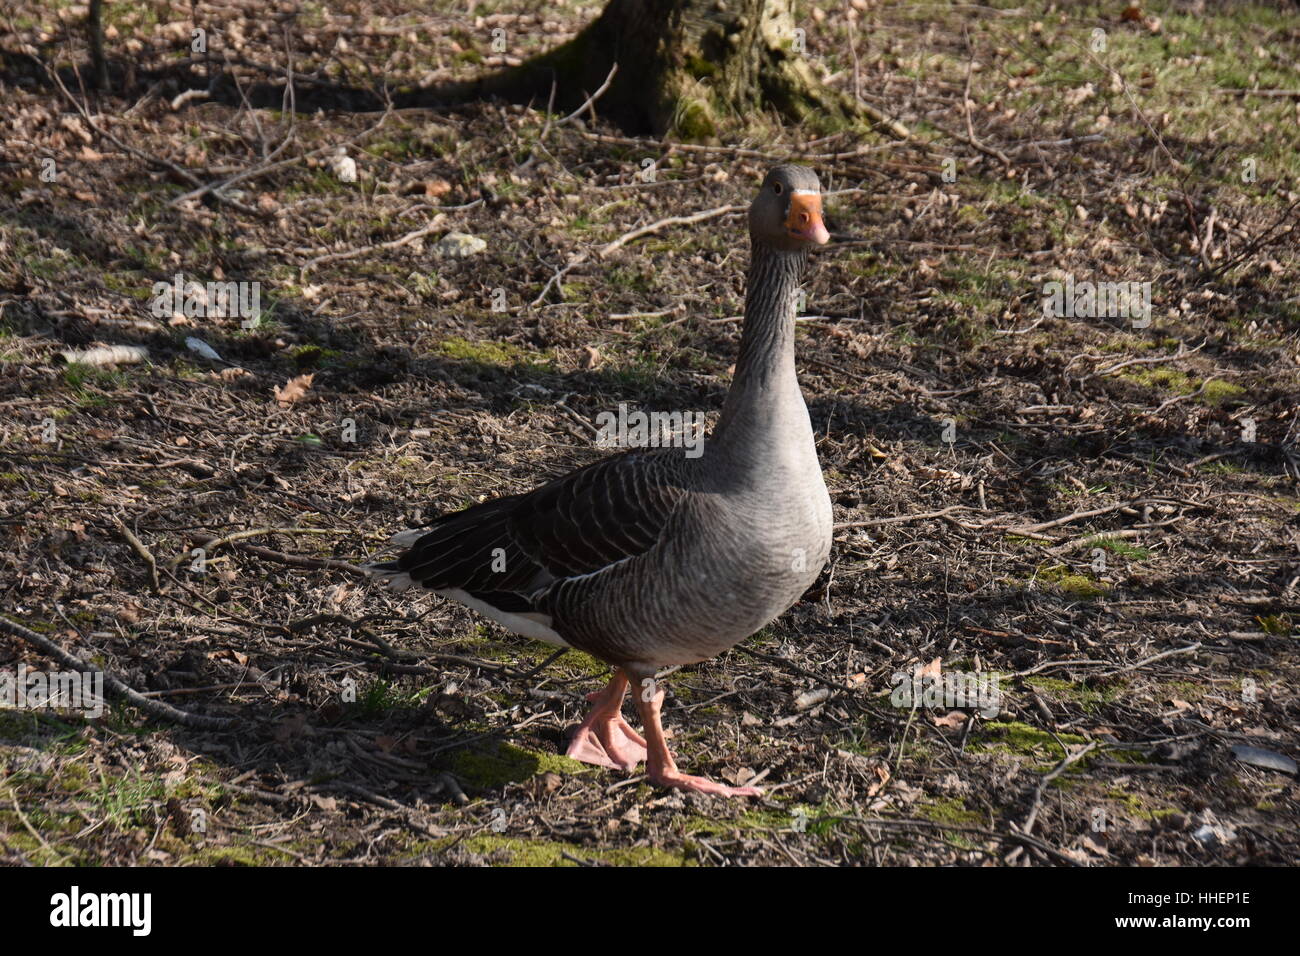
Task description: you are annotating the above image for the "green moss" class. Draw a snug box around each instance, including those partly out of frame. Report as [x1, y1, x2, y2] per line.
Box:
[1086, 536, 1150, 560]
[684, 803, 836, 838]
[1256, 614, 1292, 636]
[918, 796, 984, 829]
[184, 844, 293, 866]
[1024, 675, 1131, 715]
[290, 344, 342, 369]
[1105, 787, 1178, 822]
[63, 363, 132, 398]
[560, 650, 608, 678]
[446, 835, 687, 867]
[448, 742, 587, 788]
[673, 98, 718, 142]
[1200, 379, 1246, 406]
[1034, 563, 1110, 599]
[1120, 367, 1247, 407]
[972, 721, 1090, 770]
[684, 54, 717, 79]
[1206, 460, 1248, 476]
[437, 336, 553, 370]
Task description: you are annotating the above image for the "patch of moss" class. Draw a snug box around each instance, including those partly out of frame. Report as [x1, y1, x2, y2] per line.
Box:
[1121, 367, 1246, 407]
[437, 336, 553, 370]
[184, 843, 295, 866]
[1256, 614, 1291, 636]
[559, 650, 608, 678]
[917, 797, 984, 836]
[684, 803, 835, 838]
[448, 741, 586, 788]
[673, 98, 717, 142]
[1200, 379, 1246, 405]
[973, 720, 1089, 770]
[684, 54, 717, 80]
[1034, 563, 1110, 599]
[1104, 787, 1178, 822]
[290, 344, 342, 369]
[448, 834, 687, 867]
[1086, 536, 1150, 560]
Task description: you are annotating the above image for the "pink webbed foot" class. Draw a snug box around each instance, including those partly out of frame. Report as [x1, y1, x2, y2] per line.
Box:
[565, 717, 648, 771]
[563, 672, 648, 771]
[648, 768, 763, 798]
[631, 676, 762, 799]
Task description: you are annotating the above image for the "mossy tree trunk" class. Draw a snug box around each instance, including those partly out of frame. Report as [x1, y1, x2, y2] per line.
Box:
[443, 0, 860, 138]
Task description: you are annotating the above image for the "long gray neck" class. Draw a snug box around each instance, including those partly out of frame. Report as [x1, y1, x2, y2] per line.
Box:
[715, 240, 808, 443]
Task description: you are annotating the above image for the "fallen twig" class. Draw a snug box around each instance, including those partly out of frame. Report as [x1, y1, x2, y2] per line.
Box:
[113, 516, 160, 592]
[0, 614, 234, 730]
[557, 62, 618, 126]
[598, 203, 746, 258]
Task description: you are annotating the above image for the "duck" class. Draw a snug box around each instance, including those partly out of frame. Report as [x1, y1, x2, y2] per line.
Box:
[366, 164, 833, 796]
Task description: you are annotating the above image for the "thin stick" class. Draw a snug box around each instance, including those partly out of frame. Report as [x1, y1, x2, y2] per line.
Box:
[195, 526, 340, 553]
[1095, 642, 1202, 679]
[557, 62, 618, 126]
[112, 516, 160, 593]
[212, 540, 368, 576]
[598, 203, 746, 258]
[40, 60, 259, 216]
[0, 614, 234, 730]
[1017, 741, 1099, 839]
[835, 506, 974, 530]
[301, 215, 450, 272]
[1076, 343, 1204, 381]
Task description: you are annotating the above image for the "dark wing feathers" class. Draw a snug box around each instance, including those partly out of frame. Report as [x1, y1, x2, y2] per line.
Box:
[384, 450, 690, 608]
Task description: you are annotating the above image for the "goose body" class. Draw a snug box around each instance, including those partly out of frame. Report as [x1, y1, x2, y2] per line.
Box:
[367, 165, 832, 795]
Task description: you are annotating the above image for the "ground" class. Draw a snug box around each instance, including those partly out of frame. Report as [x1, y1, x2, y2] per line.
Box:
[0, 0, 1297, 866]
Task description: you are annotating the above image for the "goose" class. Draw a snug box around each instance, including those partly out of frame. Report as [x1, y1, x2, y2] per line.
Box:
[366, 165, 833, 796]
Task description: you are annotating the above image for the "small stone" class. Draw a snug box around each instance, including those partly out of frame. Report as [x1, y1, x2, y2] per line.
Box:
[329, 148, 358, 183]
[434, 232, 488, 258]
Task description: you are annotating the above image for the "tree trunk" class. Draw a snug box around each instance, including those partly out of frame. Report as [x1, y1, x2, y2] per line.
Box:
[432, 0, 883, 139]
[87, 0, 110, 91]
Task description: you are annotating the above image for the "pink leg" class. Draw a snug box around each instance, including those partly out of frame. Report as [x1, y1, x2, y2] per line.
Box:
[631, 674, 762, 798]
[564, 670, 648, 771]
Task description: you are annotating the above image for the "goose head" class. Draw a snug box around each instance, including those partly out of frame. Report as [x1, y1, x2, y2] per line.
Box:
[749, 164, 830, 252]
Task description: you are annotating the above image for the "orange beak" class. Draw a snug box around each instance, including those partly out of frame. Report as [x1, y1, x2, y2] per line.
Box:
[785, 191, 830, 244]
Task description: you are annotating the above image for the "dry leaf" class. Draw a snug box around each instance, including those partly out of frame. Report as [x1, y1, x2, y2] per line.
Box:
[794, 687, 831, 710]
[933, 710, 969, 729]
[274, 373, 315, 407]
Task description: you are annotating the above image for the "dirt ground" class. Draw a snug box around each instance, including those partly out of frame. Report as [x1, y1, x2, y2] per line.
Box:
[1, 1, 1297, 866]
